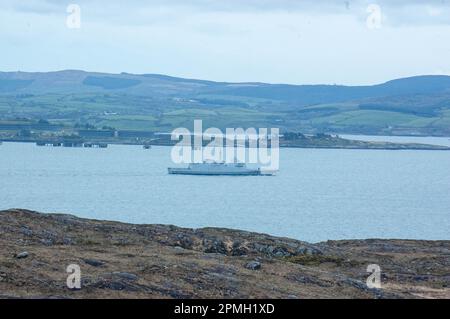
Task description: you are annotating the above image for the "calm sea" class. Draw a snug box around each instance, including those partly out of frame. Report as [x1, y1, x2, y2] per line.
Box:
[0, 140, 449, 242]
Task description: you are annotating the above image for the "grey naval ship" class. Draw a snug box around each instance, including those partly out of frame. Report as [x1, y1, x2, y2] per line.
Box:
[168, 161, 276, 176]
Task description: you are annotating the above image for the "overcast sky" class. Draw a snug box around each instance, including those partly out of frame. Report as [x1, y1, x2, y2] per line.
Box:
[1, 0, 450, 85]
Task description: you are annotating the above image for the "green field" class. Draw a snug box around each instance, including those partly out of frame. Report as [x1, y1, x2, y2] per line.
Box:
[1, 71, 450, 135]
[1, 92, 450, 135]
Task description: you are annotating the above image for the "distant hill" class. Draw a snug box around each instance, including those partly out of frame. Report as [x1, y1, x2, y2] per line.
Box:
[1, 70, 450, 104]
[0, 70, 449, 135]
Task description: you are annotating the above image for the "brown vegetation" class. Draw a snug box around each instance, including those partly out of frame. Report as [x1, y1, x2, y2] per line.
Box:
[0, 209, 448, 299]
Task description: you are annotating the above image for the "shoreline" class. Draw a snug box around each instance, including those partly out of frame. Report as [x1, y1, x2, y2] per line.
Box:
[2, 138, 450, 151]
[1, 209, 449, 299]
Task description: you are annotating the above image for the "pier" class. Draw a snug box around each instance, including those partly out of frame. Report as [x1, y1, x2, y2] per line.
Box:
[36, 141, 108, 148]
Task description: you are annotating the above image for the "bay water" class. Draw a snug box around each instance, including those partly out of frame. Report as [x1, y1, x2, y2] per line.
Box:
[0, 140, 449, 242]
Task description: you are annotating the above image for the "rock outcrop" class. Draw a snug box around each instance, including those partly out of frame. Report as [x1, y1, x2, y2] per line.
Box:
[0, 209, 449, 299]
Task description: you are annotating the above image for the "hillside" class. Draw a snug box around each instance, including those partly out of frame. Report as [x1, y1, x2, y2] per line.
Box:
[1, 71, 450, 135]
[1, 209, 449, 299]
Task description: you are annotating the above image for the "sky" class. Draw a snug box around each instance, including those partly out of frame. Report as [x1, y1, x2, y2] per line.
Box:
[1, 0, 450, 85]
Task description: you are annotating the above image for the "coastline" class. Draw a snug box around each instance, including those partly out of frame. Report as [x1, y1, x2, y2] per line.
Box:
[1, 209, 449, 299]
[1, 137, 450, 151]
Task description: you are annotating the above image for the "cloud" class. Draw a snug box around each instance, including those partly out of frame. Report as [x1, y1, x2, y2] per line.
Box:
[2, 0, 450, 26]
[1, 0, 449, 84]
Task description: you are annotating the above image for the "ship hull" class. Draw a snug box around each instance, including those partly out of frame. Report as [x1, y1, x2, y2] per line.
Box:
[168, 168, 262, 176]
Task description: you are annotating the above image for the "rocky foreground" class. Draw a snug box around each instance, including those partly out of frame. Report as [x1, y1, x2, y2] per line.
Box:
[0, 209, 449, 299]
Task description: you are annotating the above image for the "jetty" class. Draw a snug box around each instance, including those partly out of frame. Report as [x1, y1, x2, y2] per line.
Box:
[36, 141, 108, 148]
